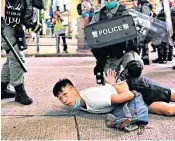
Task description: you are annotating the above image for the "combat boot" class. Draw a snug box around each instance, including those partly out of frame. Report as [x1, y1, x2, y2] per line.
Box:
[14, 84, 33, 105]
[1, 82, 16, 99]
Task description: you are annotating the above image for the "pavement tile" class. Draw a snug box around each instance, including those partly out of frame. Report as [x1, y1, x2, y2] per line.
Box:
[1, 116, 77, 140]
[76, 114, 175, 140]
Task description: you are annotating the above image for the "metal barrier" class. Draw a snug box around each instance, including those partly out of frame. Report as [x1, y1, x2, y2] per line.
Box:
[26, 19, 91, 53]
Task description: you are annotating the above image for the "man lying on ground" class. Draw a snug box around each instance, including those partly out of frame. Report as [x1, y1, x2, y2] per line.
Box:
[53, 69, 175, 116]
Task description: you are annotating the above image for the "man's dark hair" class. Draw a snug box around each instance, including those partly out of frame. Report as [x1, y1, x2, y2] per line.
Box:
[53, 78, 74, 97]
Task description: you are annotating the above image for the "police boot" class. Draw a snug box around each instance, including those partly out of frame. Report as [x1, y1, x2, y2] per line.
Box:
[14, 84, 33, 105]
[1, 82, 16, 99]
[161, 43, 169, 64]
[168, 45, 173, 61]
[151, 43, 156, 52]
[152, 47, 164, 63]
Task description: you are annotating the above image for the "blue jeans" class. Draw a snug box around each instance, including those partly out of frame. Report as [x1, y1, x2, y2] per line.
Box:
[82, 11, 94, 18]
[112, 92, 148, 129]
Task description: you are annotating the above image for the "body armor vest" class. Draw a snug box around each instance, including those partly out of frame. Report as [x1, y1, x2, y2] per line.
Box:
[5, 0, 24, 26]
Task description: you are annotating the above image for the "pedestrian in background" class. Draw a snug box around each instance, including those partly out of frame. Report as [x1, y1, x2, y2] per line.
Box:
[52, 10, 68, 53]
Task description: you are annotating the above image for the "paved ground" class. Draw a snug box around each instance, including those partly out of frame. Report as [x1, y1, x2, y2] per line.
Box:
[1, 54, 175, 140]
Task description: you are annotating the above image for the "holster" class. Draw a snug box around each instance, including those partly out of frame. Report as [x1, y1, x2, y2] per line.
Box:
[94, 61, 104, 84]
[14, 25, 28, 51]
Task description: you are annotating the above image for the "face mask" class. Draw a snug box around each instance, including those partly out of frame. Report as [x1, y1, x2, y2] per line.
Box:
[72, 97, 81, 109]
[104, 0, 118, 9]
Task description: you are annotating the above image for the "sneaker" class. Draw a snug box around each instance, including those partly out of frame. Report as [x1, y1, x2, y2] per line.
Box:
[105, 114, 117, 128]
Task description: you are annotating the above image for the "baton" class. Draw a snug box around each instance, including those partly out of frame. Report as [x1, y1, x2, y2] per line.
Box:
[1, 31, 27, 73]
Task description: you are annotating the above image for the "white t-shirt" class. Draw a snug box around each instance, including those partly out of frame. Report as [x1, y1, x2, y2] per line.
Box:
[79, 83, 118, 114]
[82, 1, 92, 13]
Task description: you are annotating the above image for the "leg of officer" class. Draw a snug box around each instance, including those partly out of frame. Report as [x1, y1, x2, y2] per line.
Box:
[2, 25, 32, 105]
[168, 44, 173, 61]
[141, 41, 150, 65]
[121, 51, 144, 77]
[1, 55, 16, 99]
[162, 42, 169, 63]
[1, 0, 15, 99]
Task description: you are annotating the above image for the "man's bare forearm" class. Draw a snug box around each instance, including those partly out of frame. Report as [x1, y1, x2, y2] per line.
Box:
[111, 91, 134, 104]
[110, 81, 129, 94]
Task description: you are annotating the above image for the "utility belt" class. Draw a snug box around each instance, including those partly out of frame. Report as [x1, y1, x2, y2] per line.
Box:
[12, 24, 28, 51]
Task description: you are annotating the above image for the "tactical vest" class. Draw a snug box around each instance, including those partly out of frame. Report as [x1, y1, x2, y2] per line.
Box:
[5, 0, 24, 26]
[91, 5, 138, 63]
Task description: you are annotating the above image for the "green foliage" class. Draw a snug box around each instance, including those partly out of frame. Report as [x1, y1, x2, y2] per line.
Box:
[44, 0, 49, 11]
[39, 0, 49, 20]
[39, 10, 44, 20]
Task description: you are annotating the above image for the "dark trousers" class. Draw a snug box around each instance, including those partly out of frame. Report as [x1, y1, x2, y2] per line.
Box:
[56, 33, 67, 53]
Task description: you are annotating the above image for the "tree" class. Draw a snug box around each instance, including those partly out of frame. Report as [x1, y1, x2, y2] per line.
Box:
[39, 0, 49, 20]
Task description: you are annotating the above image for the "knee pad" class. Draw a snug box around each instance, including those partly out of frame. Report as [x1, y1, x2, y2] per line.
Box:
[126, 60, 143, 77]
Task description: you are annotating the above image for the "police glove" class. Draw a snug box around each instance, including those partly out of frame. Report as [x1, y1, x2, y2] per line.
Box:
[31, 22, 42, 33]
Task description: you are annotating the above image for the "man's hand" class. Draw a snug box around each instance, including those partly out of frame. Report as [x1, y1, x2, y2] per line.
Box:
[103, 68, 117, 85]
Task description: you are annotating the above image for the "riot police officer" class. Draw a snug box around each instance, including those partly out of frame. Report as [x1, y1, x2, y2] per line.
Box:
[1, 0, 33, 105]
[152, 0, 173, 64]
[89, 0, 144, 84]
[137, 0, 154, 65]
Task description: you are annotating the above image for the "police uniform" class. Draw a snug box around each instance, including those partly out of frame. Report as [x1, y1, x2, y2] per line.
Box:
[1, 0, 33, 105]
[152, 3, 173, 64]
[138, 1, 153, 65]
[89, 4, 143, 84]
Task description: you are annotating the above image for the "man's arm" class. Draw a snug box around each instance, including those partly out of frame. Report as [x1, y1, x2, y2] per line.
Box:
[111, 90, 134, 104]
[104, 68, 134, 104]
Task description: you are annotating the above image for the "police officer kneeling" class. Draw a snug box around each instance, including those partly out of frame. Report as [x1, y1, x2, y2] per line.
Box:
[85, 0, 143, 84]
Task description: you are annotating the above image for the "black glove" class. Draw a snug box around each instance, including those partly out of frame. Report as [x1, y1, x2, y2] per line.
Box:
[1, 17, 5, 31]
[31, 22, 42, 33]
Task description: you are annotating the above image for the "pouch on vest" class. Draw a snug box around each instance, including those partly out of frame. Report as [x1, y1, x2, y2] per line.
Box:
[84, 15, 137, 49]
[14, 25, 28, 51]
